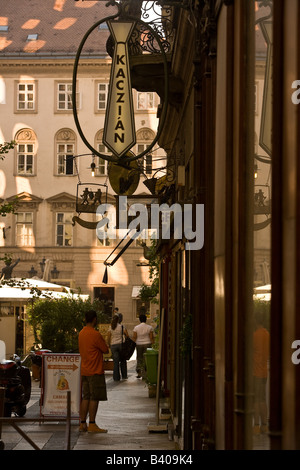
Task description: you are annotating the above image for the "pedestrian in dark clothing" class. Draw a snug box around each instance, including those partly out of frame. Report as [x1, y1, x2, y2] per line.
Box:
[107, 314, 128, 381]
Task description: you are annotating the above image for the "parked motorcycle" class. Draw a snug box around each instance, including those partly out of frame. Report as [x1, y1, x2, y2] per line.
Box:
[0, 354, 31, 417]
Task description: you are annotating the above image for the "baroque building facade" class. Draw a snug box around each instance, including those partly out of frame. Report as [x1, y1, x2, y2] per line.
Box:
[2, 0, 300, 453]
[0, 0, 163, 355]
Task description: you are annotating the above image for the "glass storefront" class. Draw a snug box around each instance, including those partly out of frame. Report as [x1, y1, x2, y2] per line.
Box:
[252, 0, 273, 450]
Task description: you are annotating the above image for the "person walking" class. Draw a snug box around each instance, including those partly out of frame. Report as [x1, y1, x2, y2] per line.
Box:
[107, 313, 128, 381]
[132, 314, 154, 379]
[78, 310, 109, 433]
[253, 311, 270, 435]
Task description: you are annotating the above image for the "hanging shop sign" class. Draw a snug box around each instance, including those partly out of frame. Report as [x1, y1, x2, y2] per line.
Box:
[259, 21, 273, 157]
[40, 353, 81, 418]
[103, 21, 136, 157]
[72, 3, 169, 164]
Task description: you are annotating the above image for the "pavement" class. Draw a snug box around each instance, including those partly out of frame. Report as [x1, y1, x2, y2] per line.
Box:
[0, 356, 270, 454]
[0, 358, 177, 452]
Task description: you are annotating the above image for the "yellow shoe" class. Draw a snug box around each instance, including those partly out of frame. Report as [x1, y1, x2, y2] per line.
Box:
[79, 422, 87, 432]
[88, 423, 108, 433]
[253, 425, 260, 435]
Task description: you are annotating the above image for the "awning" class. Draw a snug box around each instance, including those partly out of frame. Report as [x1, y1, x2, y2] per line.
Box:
[132, 286, 142, 298]
[0, 286, 88, 302]
[253, 284, 271, 301]
[0, 278, 89, 302]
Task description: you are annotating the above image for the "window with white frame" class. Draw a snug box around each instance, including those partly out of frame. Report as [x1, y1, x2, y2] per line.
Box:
[95, 131, 111, 175]
[15, 212, 33, 246]
[96, 229, 113, 247]
[145, 153, 153, 175]
[97, 83, 109, 111]
[135, 143, 152, 175]
[137, 91, 154, 110]
[97, 144, 110, 175]
[137, 143, 146, 154]
[55, 129, 76, 176]
[56, 213, 73, 247]
[55, 82, 80, 112]
[95, 202, 115, 247]
[17, 82, 36, 111]
[57, 82, 73, 110]
[15, 129, 36, 176]
[57, 143, 74, 175]
[17, 143, 34, 175]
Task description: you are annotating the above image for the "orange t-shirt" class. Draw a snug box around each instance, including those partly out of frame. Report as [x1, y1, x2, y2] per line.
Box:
[78, 326, 109, 376]
[253, 327, 270, 378]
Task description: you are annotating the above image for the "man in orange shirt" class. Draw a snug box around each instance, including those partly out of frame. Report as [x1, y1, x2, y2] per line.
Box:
[78, 310, 109, 433]
[253, 312, 270, 435]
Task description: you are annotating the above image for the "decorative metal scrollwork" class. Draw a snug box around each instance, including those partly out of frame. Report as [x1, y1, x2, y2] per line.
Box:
[255, 0, 273, 24]
[76, 183, 107, 214]
[128, 1, 175, 55]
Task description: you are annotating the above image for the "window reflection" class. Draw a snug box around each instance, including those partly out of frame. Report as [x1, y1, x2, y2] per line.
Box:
[253, 0, 273, 450]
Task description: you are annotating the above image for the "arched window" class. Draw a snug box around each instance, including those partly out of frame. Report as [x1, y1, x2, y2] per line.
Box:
[15, 128, 37, 175]
[95, 130, 111, 176]
[135, 128, 155, 175]
[55, 129, 76, 176]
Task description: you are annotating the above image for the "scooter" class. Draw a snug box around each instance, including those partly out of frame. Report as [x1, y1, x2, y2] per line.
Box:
[30, 349, 52, 383]
[0, 354, 31, 417]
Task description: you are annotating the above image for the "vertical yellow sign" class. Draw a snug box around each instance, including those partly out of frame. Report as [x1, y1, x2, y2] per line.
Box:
[103, 21, 136, 157]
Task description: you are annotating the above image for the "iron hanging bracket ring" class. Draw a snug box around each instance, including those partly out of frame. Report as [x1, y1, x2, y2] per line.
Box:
[72, 8, 169, 164]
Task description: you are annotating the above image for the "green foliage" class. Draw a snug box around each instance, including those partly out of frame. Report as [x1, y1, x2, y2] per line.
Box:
[0, 277, 45, 297]
[0, 141, 15, 160]
[0, 253, 13, 265]
[179, 314, 193, 357]
[139, 239, 160, 304]
[139, 279, 159, 304]
[27, 296, 110, 353]
[152, 314, 160, 352]
[0, 198, 18, 217]
[253, 298, 270, 331]
[0, 141, 18, 216]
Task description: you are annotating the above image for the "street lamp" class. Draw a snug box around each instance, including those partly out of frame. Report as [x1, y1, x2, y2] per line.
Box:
[39, 257, 46, 275]
[51, 265, 60, 280]
[28, 265, 37, 278]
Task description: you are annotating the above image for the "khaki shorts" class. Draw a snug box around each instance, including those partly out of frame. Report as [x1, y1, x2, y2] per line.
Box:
[81, 374, 107, 401]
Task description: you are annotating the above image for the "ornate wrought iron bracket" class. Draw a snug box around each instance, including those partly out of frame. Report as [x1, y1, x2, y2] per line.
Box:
[72, 0, 170, 165]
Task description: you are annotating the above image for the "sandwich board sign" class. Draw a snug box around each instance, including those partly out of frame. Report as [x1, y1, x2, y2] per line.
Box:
[41, 353, 81, 419]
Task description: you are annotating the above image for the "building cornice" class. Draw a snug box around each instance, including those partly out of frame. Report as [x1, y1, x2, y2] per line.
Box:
[0, 55, 111, 71]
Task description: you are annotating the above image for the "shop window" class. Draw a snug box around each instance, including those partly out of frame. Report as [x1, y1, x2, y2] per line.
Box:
[94, 287, 114, 319]
[135, 299, 150, 319]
